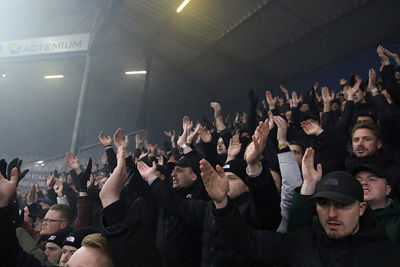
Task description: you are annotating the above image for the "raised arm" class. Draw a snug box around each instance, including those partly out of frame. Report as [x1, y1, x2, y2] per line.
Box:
[274, 116, 303, 233]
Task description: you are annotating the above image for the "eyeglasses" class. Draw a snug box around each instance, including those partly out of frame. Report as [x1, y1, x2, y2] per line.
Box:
[42, 218, 66, 224]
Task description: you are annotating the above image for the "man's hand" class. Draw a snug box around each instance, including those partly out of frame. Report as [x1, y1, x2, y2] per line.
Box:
[268, 111, 275, 130]
[135, 134, 143, 149]
[113, 128, 129, 150]
[321, 87, 334, 104]
[163, 130, 176, 141]
[226, 135, 242, 162]
[384, 48, 400, 66]
[280, 84, 289, 96]
[273, 116, 288, 145]
[200, 159, 228, 209]
[0, 167, 18, 207]
[187, 123, 202, 144]
[198, 127, 212, 143]
[65, 152, 81, 174]
[27, 184, 37, 205]
[144, 140, 154, 157]
[177, 133, 187, 147]
[45, 173, 55, 189]
[265, 90, 276, 110]
[99, 131, 112, 146]
[210, 102, 222, 118]
[137, 161, 157, 182]
[300, 120, 324, 136]
[99, 145, 128, 208]
[367, 68, 378, 96]
[300, 148, 322, 195]
[290, 91, 300, 108]
[377, 45, 390, 66]
[321, 86, 334, 112]
[347, 80, 361, 101]
[245, 118, 270, 173]
[182, 116, 193, 132]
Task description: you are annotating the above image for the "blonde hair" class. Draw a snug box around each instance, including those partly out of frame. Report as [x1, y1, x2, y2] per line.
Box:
[82, 233, 114, 267]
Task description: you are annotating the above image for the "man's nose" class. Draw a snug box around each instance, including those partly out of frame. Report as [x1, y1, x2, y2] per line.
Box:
[328, 205, 338, 218]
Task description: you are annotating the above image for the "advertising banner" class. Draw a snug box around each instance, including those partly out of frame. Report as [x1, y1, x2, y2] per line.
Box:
[0, 33, 90, 58]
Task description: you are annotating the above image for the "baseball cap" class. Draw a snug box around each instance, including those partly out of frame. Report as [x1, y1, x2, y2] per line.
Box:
[311, 171, 363, 205]
[351, 164, 388, 184]
[167, 156, 201, 178]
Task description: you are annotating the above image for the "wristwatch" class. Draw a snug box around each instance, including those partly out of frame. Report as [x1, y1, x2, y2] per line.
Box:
[278, 142, 288, 149]
[180, 144, 188, 149]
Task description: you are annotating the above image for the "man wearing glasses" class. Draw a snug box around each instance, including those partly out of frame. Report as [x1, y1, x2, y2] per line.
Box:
[40, 204, 74, 240]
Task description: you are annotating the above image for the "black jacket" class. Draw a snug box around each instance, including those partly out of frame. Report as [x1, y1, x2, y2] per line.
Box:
[213, 198, 400, 267]
[150, 166, 281, 267]
[0, 205, 53, 267]
[101, 199, 162, 267]
[155, 181, 205, 267]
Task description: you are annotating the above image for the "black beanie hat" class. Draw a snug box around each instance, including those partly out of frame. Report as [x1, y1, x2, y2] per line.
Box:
[222, 159, 248, 184]
[47, 228, 73, 248]
[62, 226, 99, 249]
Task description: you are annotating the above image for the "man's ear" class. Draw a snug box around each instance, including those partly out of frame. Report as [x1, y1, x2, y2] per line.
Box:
[359, 202, 367, 216]
[61, 221, 69, 229]
[191, 172, 198, 182]
[385, 184, 392, 196]
[376, 140, 382, 150]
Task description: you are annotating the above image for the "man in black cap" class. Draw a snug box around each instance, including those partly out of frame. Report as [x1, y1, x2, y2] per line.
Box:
[206, 160, 400, 266]
[145, 119, 281, 266]
[143, 155, 209, 266]
[59, 226, 99, 267]
[352, 164, 400, 245]
[45, 228, 72, 265]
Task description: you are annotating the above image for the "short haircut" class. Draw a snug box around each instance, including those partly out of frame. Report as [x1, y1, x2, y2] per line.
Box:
[49, 204, 74, 223]
[82, 233, 108, 251]
[288, 140, 305, 153]
[351, 121, 381, 141]
[82, 233, 114, 267]
[356, 112, 377, 124]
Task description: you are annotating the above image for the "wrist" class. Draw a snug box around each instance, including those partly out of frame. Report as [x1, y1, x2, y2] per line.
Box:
[214, 196, 228, 209]
[300, 181, 317, 195]
[100, 196, 119, 209]
[277, 140, 288, 147]
[315, 129, 324, 136]
[180, 143, 188, 149]
[246, 161, 262, 174]
[370, 87, 378, 96]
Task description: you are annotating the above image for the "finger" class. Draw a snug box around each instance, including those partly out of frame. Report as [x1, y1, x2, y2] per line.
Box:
[124, 135, 129, 147]
[252, 135, 260, 151]
[0, 159, 7, 178]
[10, 168, 18, 185]
[316, 163, 323, 176]
[215, 165, 225, 177]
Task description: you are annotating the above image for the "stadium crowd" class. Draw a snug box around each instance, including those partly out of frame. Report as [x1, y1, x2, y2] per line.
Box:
[1, 45, 400, 267]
